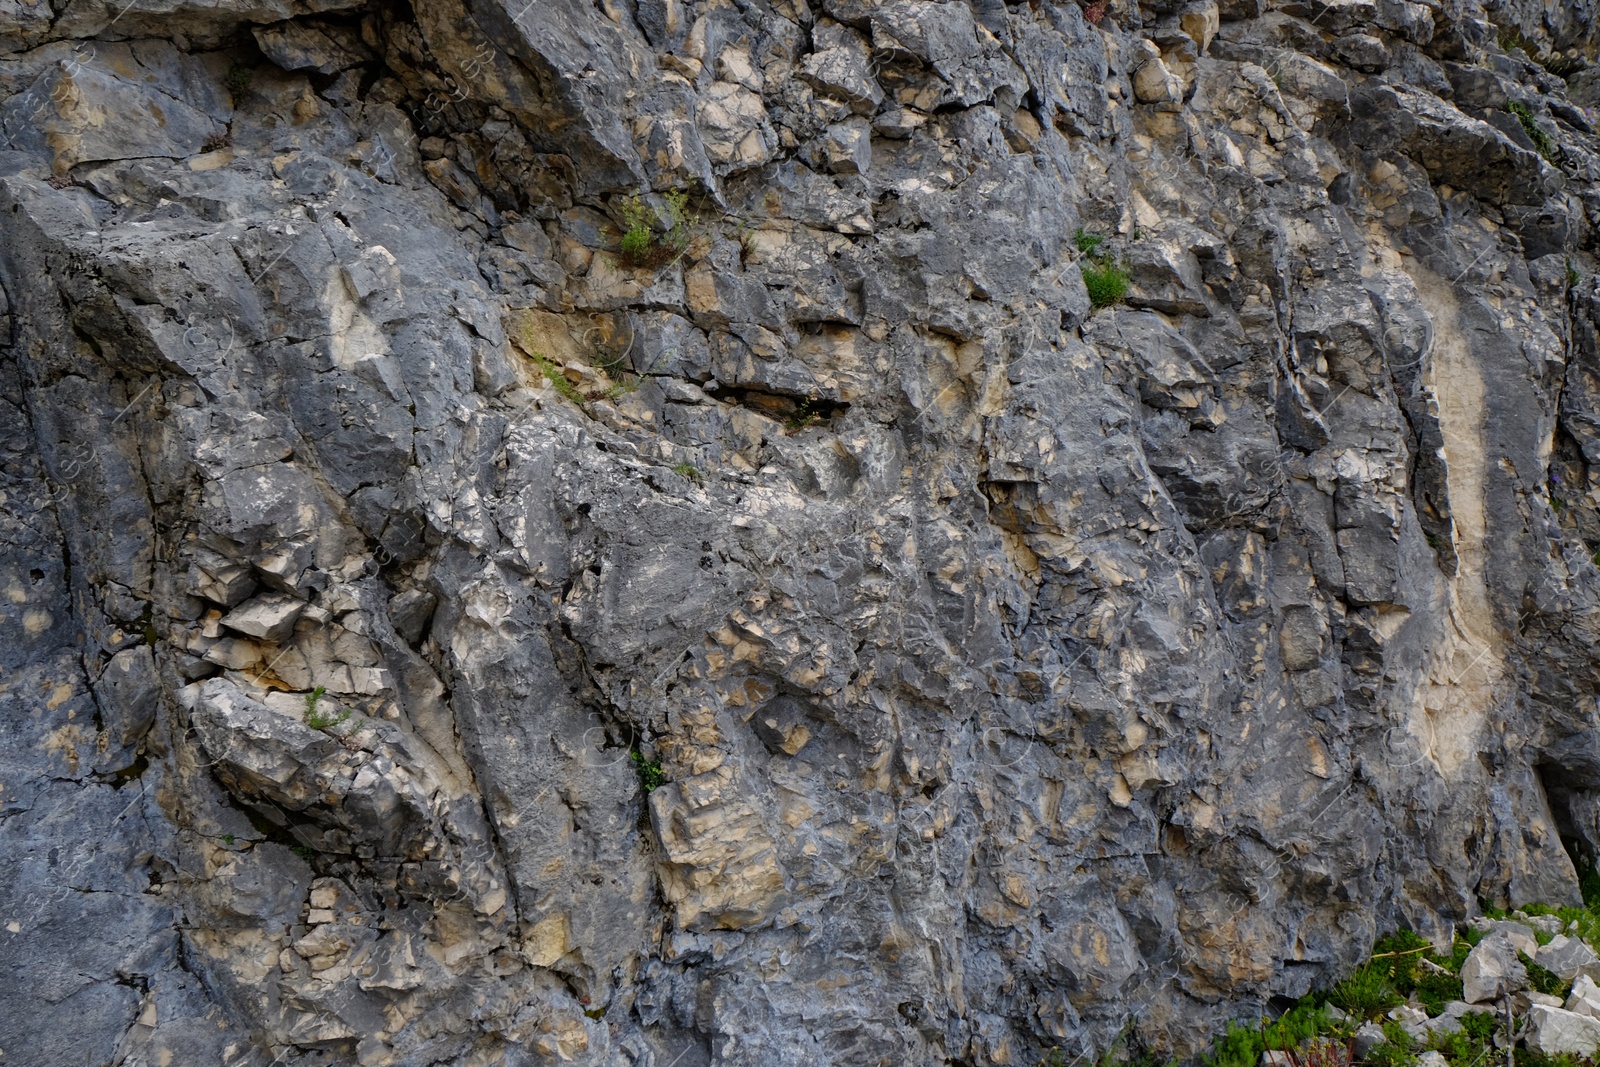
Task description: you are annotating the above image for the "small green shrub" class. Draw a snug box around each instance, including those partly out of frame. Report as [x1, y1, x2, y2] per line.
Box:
[303, 685, 349, 731]
[1460, 1012, 1497, 1045]
[1083, 262, 1130, 308]
[671, 461, 701, 481]
[631, 750, 665, 792]
[1076, 228, 1129, 309]
[1329, 962, 1402, 1019]
[620, 225, 651, 261]
[1366, 1022, 1418, 1067]
[225, 64, 253, 101]
[1497, 27, 1534, 57]
[601, 379, 637, 402]
[1517, 1049, 1586, 1067]
[1204, 1020, 1269, 1067]
[1414, 971, 1464, 1015]
[1520, 951, 1572, 999]
[615, 190, 691, 269]
[786, 397, 824, 432]
[1365, 929, 1470, 1015]
[1426, 1011, 1499, 1067]
[1205, 1005, 1334, 1067]
[1373, 930, 1431, 987]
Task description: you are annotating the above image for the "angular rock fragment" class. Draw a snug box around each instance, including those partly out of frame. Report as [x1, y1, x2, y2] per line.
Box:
[1462, 934, 1529, 1004]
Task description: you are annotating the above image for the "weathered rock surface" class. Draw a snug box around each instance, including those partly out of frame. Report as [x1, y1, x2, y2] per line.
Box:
[1539, 933, 1600, 979]
[7, 0, 1600, 1063]
[1465, 934, 1530, 1004]
[1528, 1004, 1600, 1057]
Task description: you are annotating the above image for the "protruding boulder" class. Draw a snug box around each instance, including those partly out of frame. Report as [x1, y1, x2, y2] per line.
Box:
[1539, 934, 1600, 980]
[1528, 1005, 1600, 1057]
[1462, 933, 1529, 1003]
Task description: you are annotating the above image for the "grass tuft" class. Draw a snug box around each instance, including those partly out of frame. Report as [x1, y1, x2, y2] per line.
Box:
[616, 190, 691, 269]
[1083, 262, 1130, 308]
[529, 351, 587, 406]
[303, 685, 349, 731]
[1076, 228, 1129, 309]
[1507, 100, 1557, 160]
[1329, 961, 1403, 1019]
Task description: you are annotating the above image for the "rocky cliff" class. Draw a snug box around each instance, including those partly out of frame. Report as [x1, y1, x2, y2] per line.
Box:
[5, 0, 1600, 1062]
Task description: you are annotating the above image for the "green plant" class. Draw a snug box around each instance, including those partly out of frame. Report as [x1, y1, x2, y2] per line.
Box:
[225, 63, 253, 101]
[1287, 1036, 1354, 1067]
[1415, 970, 1465, 1015]
[1497, 26, 1533, 56]
[786, 397, 824, 432]
[1074, 228, 1129, 309]
[222, 834, 235, 845]
[1567, 259, 1581, 289]
[290, 843, 315, 861]
[631, 750, 665, 792]
[1425, 1011, 1499, 1067]
[601, 379, 638, 402]
[1082, 263, 1129, 307]
[1460, 1012, 1497, 1045]
[1329, 961, 1403, 1019]
[303, 685, 349, 731]
[1366, 1021, 1418, 1067]
[671, 461, 701, 481]
[529, 351, 587, 406]
[1205, 1005, 1334, 1067]
[1366, 929, 1472, 1015]
[616, 190, 691, 269]
[1516, 1049, 1586, 1067]
[1580, 861, 1600, 910]
[620, 222, 651, 262]
[1507, 101, 1556, 160]
[1520, 951, 1572, 999]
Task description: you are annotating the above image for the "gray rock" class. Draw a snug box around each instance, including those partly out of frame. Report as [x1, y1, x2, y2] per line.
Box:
[1462, 934, 1530, 1003]
[252, 19, 368, 73]
[219, 592, 306, 642]
[1567, 974, 1600, 1018]
[1354, 1021, 1389, 1059]
[1528, 1005, 1600, 1057]
[6, 0, 1600, 1063]
[1540, 934, 1600, 979]
[1485, 920, 1541, 956]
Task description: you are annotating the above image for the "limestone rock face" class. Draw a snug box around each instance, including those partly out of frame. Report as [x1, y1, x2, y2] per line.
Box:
[7, 0, 1600, 1063]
